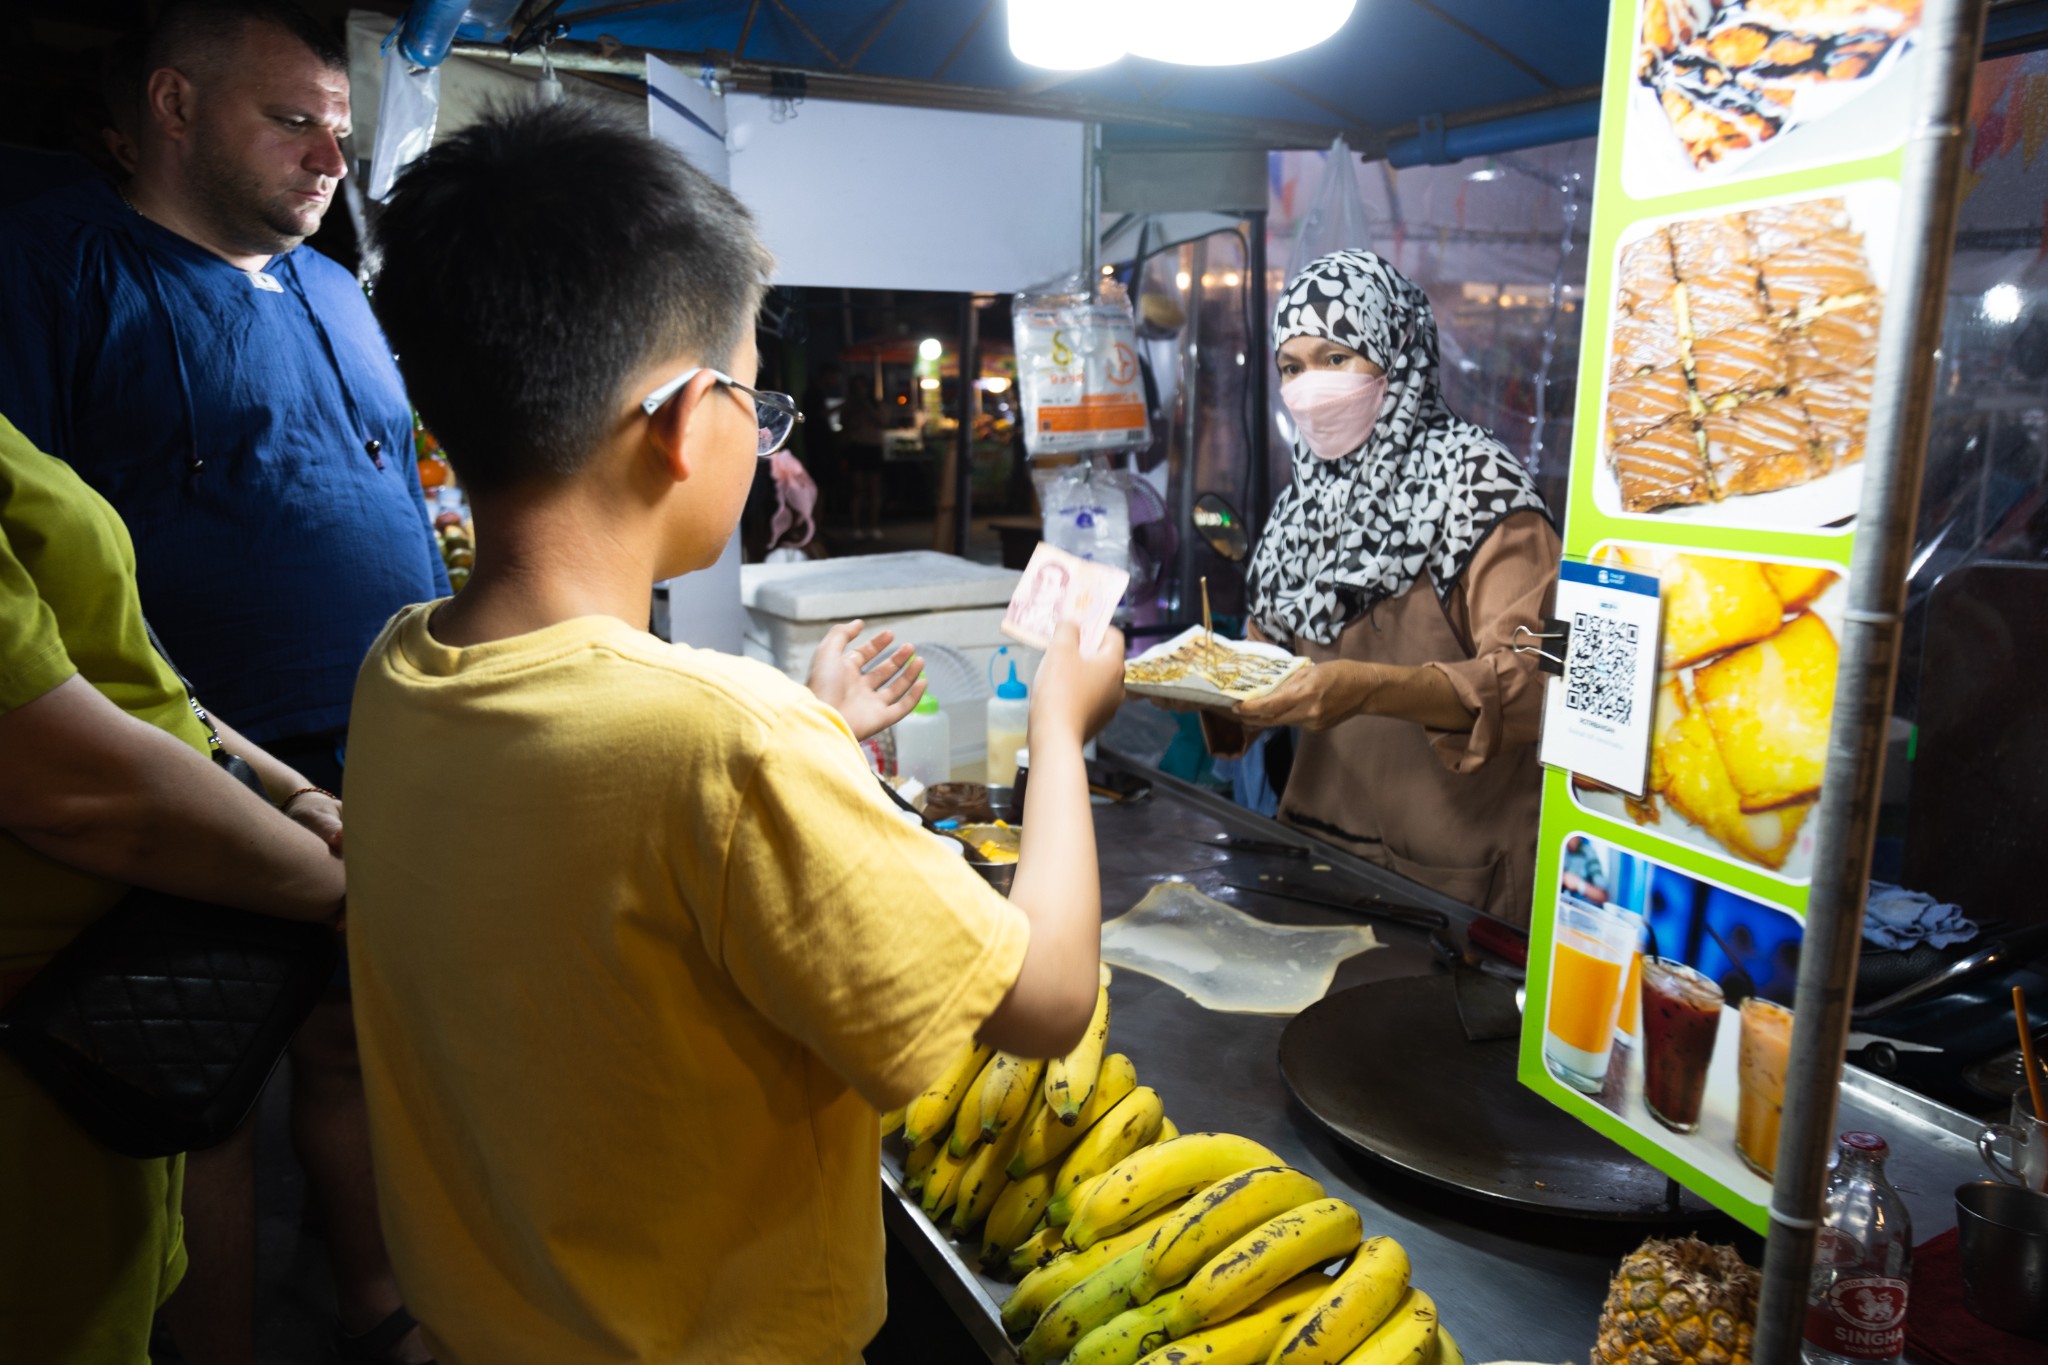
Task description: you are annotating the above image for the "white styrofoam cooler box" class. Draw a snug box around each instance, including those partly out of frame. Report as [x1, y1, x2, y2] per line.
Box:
[740, 552, 1040, 773]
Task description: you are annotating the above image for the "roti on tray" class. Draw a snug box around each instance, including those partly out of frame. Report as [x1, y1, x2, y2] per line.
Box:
[1122, 626, 1307, 708]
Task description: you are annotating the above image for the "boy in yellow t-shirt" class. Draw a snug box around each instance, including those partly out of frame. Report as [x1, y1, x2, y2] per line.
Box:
[345, 106, 1122, 1363]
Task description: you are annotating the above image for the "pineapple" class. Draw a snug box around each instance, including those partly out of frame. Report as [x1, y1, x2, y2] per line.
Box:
[1593, 1236, 1760, 1365]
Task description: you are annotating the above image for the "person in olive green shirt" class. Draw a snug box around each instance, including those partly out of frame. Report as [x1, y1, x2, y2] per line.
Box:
[0, 413, 347, 1365]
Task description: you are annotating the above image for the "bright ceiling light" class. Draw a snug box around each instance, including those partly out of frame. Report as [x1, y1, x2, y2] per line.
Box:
[1121, 0, 1355, 65]
[1983, 283, 2023, 325]
[1175, 270, 1192, 290]
[979, 376, 1013, 392]
[918, 337, 943, 361]
[1009, 0, 1353, 69]
[919, 377, 941, 391]
[1008, 0, 1126, 70]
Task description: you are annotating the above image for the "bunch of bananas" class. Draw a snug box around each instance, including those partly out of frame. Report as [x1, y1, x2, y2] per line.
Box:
[879, 969, 1463, 1365]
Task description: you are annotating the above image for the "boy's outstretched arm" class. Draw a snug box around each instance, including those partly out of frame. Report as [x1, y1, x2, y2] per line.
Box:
[977, 621, 1125, 1058]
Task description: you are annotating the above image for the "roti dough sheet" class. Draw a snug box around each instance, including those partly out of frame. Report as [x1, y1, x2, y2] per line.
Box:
[1100, 880, 1380, 1015]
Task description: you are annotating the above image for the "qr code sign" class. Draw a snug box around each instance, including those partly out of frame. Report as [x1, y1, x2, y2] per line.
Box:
[1564, 611, 1640, 725]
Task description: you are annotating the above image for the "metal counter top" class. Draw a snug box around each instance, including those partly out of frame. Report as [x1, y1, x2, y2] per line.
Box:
[882, 748, 1991, 1363]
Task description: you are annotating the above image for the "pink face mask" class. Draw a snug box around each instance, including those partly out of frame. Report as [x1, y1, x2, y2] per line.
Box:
[1280, 368, 1389, 461]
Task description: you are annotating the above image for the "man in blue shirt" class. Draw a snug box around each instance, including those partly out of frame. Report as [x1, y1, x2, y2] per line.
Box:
[0, 3, 437, 1361]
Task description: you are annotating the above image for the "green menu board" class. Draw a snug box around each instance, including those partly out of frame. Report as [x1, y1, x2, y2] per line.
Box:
[1519, 0, 1938, 1232]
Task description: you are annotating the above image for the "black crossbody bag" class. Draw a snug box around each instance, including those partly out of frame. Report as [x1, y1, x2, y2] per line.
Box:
[0, 631, 339, 1159]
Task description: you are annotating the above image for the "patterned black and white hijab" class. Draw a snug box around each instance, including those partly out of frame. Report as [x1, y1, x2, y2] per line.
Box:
[1247, 250, 1548, 647]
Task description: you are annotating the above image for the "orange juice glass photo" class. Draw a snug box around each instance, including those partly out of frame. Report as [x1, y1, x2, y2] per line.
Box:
[1544, 895, 1638, 1093]
[1736, 997, 1794, 1178]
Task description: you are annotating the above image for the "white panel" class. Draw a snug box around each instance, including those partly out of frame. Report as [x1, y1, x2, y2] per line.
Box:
[646, 56, 730, 187]
[724, 96, 1085, 292]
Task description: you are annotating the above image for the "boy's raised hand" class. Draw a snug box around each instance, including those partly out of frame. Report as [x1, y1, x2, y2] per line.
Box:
[1028, 621, 1126, 747]
[806, 620, 927, 741]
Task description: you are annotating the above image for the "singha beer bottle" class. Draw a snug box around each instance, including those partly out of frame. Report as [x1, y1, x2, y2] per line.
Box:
[1801, 1131, 1912, 1365]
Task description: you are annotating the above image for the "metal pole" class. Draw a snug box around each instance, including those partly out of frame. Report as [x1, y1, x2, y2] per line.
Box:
[954, 296, 980, 560]
[1173, 240, 1207, 616]
[1245, 210, 1271, 543]
[1750, 2, 1986, 1360]
[1080, 122, 1101, 289]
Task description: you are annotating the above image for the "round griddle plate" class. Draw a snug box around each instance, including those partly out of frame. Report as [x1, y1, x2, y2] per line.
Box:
[1280, 974, 1714, 1221]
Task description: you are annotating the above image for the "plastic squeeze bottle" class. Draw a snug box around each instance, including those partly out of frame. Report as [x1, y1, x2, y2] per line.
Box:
[985, 653, 1029, 787]
[893, 691, 951, 788]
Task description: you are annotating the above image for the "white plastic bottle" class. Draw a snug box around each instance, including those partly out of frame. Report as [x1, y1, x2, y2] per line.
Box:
[985, 654, 1030, 788]
[893, 692, 951, 788]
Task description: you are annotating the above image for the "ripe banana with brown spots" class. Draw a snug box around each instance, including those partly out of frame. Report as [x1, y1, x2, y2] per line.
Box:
[951, 1050, 1007, 1157]
[1332, 1287, 1436, 1365]
[1129, 1165, 1326, 1304]
[980, 1052, 1048, 1142]
[1013, 1053, 1138, 1178]
[1045, 982, 1111, 1123]
[1064, 1132, 1283, 1250]
[1267, 1235, 1411, 1365]
[902, 1042, 992, 1149]
[1160, 1197, 1362, 1339]
[1130, 1271, 1329, 1365]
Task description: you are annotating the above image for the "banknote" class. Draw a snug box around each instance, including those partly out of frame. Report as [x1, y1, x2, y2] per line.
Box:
[1001, 543, 1129, 654]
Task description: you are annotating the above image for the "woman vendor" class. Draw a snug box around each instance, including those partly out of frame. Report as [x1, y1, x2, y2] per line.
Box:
[1199, 250, 1560, 924]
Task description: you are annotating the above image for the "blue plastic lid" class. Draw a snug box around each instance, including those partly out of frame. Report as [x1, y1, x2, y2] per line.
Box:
[995, 659, 1027, 700]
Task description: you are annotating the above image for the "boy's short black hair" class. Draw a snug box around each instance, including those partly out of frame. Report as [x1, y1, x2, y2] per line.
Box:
[371, 104, 771, 495]
[146, 0, 347, 81]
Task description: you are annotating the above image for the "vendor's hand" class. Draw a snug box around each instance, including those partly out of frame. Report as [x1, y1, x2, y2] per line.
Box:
[282, 790, 345, 857]
[807, 619, 926, 741]
[1031, 621, 1126, 747]
[1234, 660, 1376, 733]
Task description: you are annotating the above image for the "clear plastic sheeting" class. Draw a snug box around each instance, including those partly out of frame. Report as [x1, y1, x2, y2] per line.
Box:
[1100, 879, 1378, 1014]
[367, 41, 440, 201]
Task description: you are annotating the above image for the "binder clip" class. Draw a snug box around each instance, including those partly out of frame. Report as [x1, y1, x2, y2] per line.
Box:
[1514, 619, 1571, 677]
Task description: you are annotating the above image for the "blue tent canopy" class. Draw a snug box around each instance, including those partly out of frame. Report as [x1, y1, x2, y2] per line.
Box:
[417, 0, 2048, 162]
[430, 0, 1609, 157]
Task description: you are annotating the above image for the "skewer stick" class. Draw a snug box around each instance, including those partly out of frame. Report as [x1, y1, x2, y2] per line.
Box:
[1200, 576, 1214, 666]
[2016, 985, 2046, 1122]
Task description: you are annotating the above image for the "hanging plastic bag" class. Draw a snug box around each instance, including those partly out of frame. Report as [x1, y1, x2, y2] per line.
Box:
[1032, 462, 1131, 577]
[368, 40, 441, 201]
[1013, 277, 1149, 459]
[1287, 135, 1373, 280]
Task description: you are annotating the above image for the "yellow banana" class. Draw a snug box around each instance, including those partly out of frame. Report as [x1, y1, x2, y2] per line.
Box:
[920, 1141, 975, 1220]
[1157, 1116, 1180, 1143]
[1268, 1235, 1411, 1365]
[1162, 1198, 1362, 1339]
[903, 1042, 993, 1149]
[980, 1052, 1048, 1142]
[954, 1118, 1027, 1234]
[902, 1137, 942, 1195]
[1067, 1286, 1186, 1365]
[1007, 1223, 1069, 1279]
[1131, 1271, 1329, 1365]
[1019, 1245, 1148, 1365]
[1431, 1327, 1463, 1365]
[1065, 1133, 1284, 1251]
[1335, 1288, 1436, 1365]
[984, 1163, 1061, 1264]
[1001, 1207, 1178, 1339]
[881, 1106, 907, 1135]
[952, 1050, 1007, 1157]
[1053, 1086, 1165, 1215]
[1130, 1165, 1326, 1304]
[1046, 983, 1111, 1123]
[1013, 1054, 1138, 1178]
[1049, 1169, 1112, 1228]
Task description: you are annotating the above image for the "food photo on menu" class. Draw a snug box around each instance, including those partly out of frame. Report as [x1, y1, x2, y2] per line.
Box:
[1542, 835, 1800, 1204]
[1572, 545, 1842, 878]
[1626, 0, 1925, 194]
[1599, 187, 1893, 528]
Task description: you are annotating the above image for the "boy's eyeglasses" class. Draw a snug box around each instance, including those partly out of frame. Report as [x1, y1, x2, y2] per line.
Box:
[639, 367, 803, 458]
